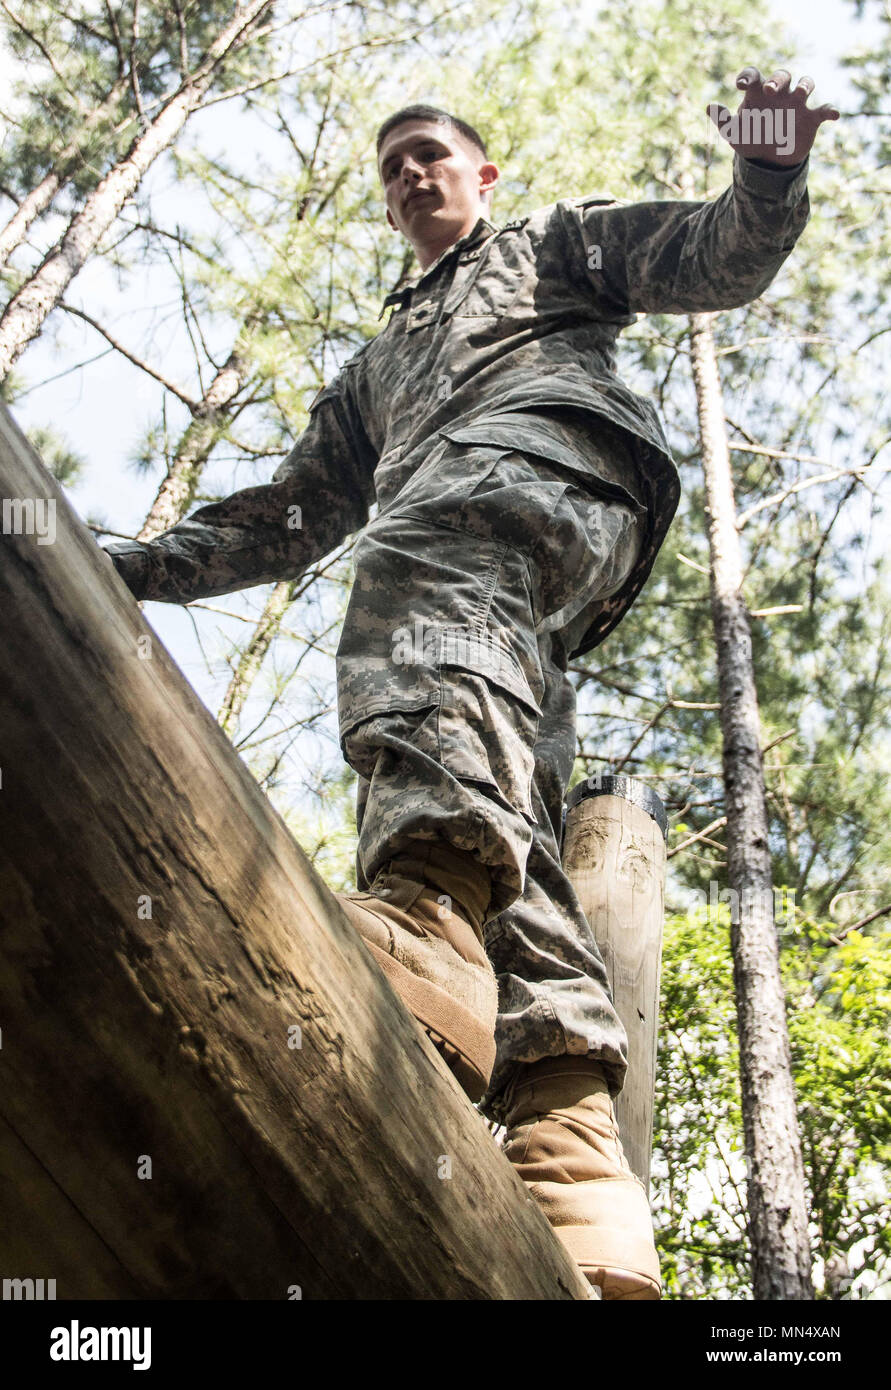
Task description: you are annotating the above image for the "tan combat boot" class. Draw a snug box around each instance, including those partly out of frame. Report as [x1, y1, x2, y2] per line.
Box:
[337, 841, 497, 1102]
[503, 1055, 661, 1299]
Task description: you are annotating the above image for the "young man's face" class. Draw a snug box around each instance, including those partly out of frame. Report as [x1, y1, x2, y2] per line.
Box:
[377, 118, 499, 270]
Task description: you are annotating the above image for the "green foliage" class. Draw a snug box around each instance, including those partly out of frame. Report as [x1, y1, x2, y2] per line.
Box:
[654, 906, 749, 1298]
[280, 763, 360, 894]
[655, 905, 891, 1298]
[26, 424, 84, 484]
[0, 2, 284, 202]
[791, 919, 891, 1294]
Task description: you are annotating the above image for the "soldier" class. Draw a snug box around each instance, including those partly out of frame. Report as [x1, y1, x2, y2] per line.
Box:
[106, 66, 837, 1299]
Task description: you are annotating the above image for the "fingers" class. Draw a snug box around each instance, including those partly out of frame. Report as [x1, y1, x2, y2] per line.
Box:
[735, 66, 796, 94]
[706, 102, 730, 129]
[736, 66, 762, 90]
[735, 65, 839, 117]
[763, 68, 792, 94]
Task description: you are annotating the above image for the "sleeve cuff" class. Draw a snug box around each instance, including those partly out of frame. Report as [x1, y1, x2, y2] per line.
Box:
[735, 150, 809, 204]
[104, 541, 152, 600]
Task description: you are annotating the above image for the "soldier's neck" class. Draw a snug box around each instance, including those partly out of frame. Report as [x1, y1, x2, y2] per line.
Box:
[412, 207, 493, 270]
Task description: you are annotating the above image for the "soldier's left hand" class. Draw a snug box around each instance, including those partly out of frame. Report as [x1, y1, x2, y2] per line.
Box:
[707, 67, 839, 167]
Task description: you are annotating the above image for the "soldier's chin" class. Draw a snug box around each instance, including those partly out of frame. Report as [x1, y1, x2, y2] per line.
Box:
[420, 205, 465, 228]
[411, 198, 443, 219]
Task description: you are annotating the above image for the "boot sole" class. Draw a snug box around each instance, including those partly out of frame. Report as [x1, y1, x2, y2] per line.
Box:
[527, 1179, 662, 1300]
[362, 937, 496, 1103]
[558, 1228, 661, 1300]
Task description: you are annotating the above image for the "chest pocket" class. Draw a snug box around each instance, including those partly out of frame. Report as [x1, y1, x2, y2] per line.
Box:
[443, 229, 529, 319]
[406, 298, 439, 333]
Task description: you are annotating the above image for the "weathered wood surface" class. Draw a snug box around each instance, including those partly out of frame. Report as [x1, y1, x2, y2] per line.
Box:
[562, 789, 665, 1191]
[0, 403, 590, 1300]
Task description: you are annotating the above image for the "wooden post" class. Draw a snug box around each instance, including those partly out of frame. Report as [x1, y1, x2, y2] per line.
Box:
[0, 403, 590, 1301]
[561, 776, 667, 1191]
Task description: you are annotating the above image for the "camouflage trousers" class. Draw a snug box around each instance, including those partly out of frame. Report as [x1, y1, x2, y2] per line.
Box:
[336, 434, 647, 1124]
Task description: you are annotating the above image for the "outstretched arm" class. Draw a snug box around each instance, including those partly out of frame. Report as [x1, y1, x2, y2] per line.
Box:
[559, 67, 837, 317]
[105, 372, 377, 603]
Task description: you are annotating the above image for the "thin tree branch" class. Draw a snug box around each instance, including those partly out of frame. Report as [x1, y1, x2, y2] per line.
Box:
[103, 0, 125, 79]
[715, 332, 833, 360]
[0, 1, 84, 107]
[667, 816, 728, 859]
[737, 458, 891, 528]
[612, 700, 673, 774]
[10, 346, 114, 396]
[729, 440, 829, 467]
[128, 0, 147, 126]
[59, 302, 197, 408]
[829, 903, 891, 943]
[172, 0, 190, 78]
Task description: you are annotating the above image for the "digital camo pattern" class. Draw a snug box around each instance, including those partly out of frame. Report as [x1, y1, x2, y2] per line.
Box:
[103, 156, 809, 1107]
[106, 151, 808, 660]
[341, 441, 645, 1121]
[354, 627, 637, 1127]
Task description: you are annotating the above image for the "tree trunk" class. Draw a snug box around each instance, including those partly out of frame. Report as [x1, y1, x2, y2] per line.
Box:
[134, 322, 293, 746]
[689, 310, 814, 1299]
[218, 579, 295, 737]
[133, 327, 287, 743]
[0, 76, 130, 271]
[0, 1, 271, 381]
[138, 342, 251, 540]
[0, 401, 589, 1300]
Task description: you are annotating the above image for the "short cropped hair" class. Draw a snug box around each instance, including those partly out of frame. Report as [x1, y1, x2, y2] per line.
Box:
[376, 105, 489, 160]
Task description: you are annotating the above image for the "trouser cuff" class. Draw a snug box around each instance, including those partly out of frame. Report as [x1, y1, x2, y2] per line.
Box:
[380, 839, 491, 940]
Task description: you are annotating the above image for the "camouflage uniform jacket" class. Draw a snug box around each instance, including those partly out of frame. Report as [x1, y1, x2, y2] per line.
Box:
[107, 153, 809, 659]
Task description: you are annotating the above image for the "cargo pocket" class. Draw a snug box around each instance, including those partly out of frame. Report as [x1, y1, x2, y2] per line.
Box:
[338, 656, 442, 783]
[437, 627, 542, 824]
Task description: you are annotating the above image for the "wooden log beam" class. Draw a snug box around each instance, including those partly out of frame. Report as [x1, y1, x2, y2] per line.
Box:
[562, 778, 667, 1192]
[0, 404, 590, 1301]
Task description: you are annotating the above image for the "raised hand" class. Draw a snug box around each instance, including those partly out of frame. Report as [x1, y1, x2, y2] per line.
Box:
[707, 67, 839, 168]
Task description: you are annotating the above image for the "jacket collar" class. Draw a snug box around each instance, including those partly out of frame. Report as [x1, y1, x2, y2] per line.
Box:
[379, 215, 498, 316]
